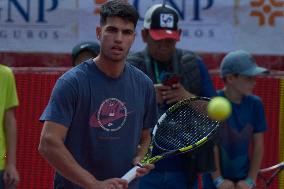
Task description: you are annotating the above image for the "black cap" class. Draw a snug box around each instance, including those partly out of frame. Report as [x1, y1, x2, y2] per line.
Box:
[144, 4, 180, 41]
[72, 41, 100, 60]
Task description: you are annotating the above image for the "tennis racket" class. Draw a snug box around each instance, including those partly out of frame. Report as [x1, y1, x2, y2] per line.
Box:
[256, 161, 284, 189]
[121, 96, 221, 183]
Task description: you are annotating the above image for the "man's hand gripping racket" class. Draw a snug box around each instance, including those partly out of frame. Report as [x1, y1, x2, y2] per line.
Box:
[121, 96, 221, 183]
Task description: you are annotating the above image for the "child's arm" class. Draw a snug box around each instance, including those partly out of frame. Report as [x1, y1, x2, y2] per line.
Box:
[248, 132, 264, 181]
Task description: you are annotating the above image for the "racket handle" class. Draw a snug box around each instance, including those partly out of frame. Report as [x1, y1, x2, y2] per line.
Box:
[121, 165, 140, 183]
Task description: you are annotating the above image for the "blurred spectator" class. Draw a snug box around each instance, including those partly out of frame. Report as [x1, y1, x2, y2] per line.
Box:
[71, 41, 100, 66]
[127, 3, 216, 189]
[202, 50, 268, 189]
[0, 64, 20, 189]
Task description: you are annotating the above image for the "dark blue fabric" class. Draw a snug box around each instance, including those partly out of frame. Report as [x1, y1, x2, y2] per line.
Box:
[0, 170, 3, 189]
[202, 174, 215, 189]
[139, 170, 198, 189]
[40, 60, 157, 189]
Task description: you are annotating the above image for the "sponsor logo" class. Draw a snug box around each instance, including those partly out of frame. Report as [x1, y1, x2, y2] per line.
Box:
[0, 0, 59, 23]
[160, 14, 174, 28]
[0, 0, 74, 43]
[250, 0, 284, 26]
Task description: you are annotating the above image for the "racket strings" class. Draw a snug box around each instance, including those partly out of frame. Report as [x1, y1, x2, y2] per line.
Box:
[153, 100, 219, 151]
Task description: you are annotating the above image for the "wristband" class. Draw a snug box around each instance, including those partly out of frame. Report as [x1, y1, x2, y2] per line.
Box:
[245, 177, 256, 188]
[214, 176, 225, 188]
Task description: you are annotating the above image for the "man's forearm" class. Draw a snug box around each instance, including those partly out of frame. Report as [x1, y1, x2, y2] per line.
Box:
[39, 136, 97, 188]
[135, 129, 151, 162]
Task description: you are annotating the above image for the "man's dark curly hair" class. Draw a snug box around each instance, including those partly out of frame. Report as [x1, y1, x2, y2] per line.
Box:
[100, 0, 139, 28]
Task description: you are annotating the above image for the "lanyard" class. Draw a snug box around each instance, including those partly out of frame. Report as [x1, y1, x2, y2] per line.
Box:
[153, 61, 161, 84]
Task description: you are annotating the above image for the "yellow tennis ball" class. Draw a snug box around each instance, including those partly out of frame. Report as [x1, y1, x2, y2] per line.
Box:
[207, 96, 232, 121]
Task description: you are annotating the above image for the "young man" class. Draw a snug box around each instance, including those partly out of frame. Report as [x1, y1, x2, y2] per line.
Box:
[71, 41, 100, 66]
[127, 4, 216, 189]
[0, 64, 20, 189]
[38, 1, 156, 189]
[202, 50, 268, 189]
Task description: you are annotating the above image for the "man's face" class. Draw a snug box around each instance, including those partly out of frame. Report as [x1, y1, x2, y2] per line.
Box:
[142, 30, 177, 62]
[96, 16, 136, 63]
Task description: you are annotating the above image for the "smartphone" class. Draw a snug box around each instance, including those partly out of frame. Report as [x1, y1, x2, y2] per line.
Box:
[160, 73, 181, 86]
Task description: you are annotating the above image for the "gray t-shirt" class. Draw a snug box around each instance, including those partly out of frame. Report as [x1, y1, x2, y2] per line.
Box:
[40, 59, 157, 189]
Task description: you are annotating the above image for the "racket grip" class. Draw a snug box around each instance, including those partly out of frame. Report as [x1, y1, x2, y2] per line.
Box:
[121, 165, 140, 183]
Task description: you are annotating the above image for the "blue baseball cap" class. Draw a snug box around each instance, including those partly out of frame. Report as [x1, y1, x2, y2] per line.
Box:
[220, 50, 268, 77]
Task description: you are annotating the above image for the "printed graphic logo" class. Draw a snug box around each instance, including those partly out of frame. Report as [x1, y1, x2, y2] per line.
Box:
[160, 14, 174, 28]
[250, 0, 284, 26]
[89, 98, 128, 132]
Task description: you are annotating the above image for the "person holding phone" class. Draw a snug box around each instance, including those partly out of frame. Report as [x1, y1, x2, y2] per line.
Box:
[127, 3, 216, 189]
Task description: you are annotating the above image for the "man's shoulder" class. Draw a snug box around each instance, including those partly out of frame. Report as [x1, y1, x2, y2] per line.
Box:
[127, 63, 148, 76]
[176, 48, 197, 56]
[128, 51, 145, 59]
[126, 50, 148, 73]
[175, 48, 204, 73]
[176, 48, 201, 62]
[60, 61, 90, 80]
[127, 51, 145, 65]
[59, 67, 79, 81]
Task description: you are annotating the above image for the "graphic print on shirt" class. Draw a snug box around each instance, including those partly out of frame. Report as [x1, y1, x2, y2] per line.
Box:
[220, 123, 253, 158]
[89, 98, 129, 132]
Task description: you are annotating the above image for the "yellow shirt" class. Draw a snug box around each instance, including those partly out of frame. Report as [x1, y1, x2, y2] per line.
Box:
[0, 65, 19, 170]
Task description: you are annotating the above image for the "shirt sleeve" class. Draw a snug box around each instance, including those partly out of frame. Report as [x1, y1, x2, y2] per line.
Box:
[196, 58, 217, 98]
[253, 97, 268, 133]
[5, 68, 19, 110]
[143, 83, 158, 129]
[39, 78, 77, 128]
